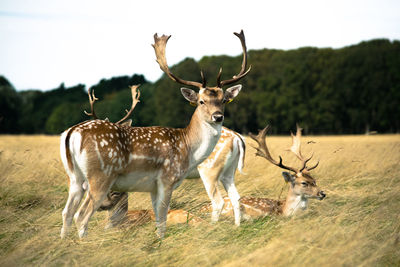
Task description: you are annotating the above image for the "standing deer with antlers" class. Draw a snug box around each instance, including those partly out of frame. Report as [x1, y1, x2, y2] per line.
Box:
[200, 125, 326, 218]
[59, 30, 250, 238]
[84, 86, 246, 228]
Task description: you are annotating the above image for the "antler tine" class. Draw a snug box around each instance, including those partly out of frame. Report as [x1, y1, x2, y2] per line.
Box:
[306, 160, 320, 171]
[200, 70, 207, 88]
[288, 124, 320, 172]
[216, 67, 223, 87]
[288, 123, 304, 161]
[299, 153, 313, 172]
[219, 30, 252, 87]
[116, 85, 141, 124]
[249, 125, 298, 173]
[152, 33, 203, 89]
[84, 88, 98, 119]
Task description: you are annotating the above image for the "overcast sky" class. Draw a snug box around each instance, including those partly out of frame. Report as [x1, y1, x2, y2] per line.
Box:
[1, 0, 399, 91]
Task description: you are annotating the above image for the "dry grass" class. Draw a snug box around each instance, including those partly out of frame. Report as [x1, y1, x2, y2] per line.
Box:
[0, 134, 399, 266]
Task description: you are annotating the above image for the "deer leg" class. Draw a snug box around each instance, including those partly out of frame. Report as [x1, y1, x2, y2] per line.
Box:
[221, 172, 241, 226]
[105, 192, 128, 229]
[61, 175, 85, 238]
[198, 168, 225, 223]
[150, 191, 159, 221]
[74, 174, 115, 238]
[152, 181, 173, 238]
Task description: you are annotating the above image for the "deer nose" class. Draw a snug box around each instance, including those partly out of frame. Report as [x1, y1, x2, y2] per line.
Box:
[212, 112, 224, 123]
[319, 191, 326, 200]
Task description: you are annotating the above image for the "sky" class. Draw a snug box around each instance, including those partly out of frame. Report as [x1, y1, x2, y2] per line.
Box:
[0, 0, 399, 91]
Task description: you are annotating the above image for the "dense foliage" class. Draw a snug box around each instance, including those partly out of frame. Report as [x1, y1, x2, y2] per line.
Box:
[1, 39, 399, 134]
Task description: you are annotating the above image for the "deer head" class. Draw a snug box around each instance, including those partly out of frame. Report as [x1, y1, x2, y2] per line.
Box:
[249, 125, 326, 201]
[152, 30, 250, 125]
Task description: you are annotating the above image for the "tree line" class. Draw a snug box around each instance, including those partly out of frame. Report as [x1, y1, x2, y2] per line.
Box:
[1, 38, 399, 135]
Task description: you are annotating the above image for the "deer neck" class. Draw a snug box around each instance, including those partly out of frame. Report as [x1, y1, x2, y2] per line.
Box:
[183, 108, 222, 168]
[282, 188, 308, 216]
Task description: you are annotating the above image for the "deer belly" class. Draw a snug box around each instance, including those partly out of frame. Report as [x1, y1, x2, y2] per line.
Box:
[112, 171, 160, 192]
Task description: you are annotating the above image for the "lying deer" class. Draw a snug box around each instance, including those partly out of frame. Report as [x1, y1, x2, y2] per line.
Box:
[99, 196, 203, 227]
[200, 125, 326, 218]
[60, 30, 250, 239]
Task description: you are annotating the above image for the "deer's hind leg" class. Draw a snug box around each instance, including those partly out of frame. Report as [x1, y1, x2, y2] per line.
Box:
[74, 171, 116, 238]
[198, 167, 225, 223]
[220, 164, 241, 226]
[60, 170, 86, 239]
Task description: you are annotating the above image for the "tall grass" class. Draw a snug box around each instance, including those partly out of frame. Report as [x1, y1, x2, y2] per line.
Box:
[0, 134, 399, 266]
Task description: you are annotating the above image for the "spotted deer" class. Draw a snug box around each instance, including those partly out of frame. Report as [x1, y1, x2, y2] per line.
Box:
[200, 125, 326, 219]
[191, 127, 245, 225]
[99, 198, 203, 227]
[83, 86, 245, 228]
[124, 209, 203, 226]
[59, 30, 250, 239]
[103, 127, 245, 228]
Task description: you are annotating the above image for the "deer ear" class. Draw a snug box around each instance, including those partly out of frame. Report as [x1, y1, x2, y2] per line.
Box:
[282, 172, 295, 183]
[224, 84, 242, 103]
[181, 88, 198, 104]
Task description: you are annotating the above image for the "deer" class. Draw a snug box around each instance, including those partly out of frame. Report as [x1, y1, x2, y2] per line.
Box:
[82, 84, 246, 229]
[101, 126, 245, 228]
[102, 126, 245, 229]
[59, 30, 250, 239]
[199, 124, 326, 219]
[99, 196, 203, 227]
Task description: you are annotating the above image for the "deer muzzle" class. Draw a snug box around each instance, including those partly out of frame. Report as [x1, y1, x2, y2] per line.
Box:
[318, 190, 326, 200]
[212, 112, 224, 123]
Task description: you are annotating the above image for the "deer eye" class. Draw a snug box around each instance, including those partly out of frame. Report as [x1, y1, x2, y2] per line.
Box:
[301, 182, 308, 186]
[199, 100, 205, 105]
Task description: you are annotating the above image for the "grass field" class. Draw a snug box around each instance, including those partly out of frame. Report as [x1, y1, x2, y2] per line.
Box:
[0, 134, 399, 266]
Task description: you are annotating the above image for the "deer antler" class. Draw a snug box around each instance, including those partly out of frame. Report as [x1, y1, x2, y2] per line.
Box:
[116, 85, 141, 124]
[153, 31, 251, 89]
[249, 125, 298, 173]
[84, 88, 99, 119]
[288, 124, 319, 172]
[217, 30, 252, 87]
[152, 34, 205, 89]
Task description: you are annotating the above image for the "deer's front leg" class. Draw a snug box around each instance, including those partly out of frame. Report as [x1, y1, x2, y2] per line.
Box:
[152, 181, 173, 238]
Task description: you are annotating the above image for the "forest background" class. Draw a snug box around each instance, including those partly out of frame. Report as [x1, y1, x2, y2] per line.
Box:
[1, 38, 399, 135]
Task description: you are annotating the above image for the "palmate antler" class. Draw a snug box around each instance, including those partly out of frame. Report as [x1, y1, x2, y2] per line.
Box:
[152, 30, 251, 89]
[116, 85, 141, 124]
[84, 85, 141, 125]
[152, 34, 205, 89]
[249, 124, 319, 173]
[84, 88, 99, 119]
[249, 125, 298, 173]
[217, 30, 252, 87]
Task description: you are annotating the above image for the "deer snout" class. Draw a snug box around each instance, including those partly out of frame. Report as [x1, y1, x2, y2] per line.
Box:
[318, 191, 326, 200]
[212, 112, 224, 123]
